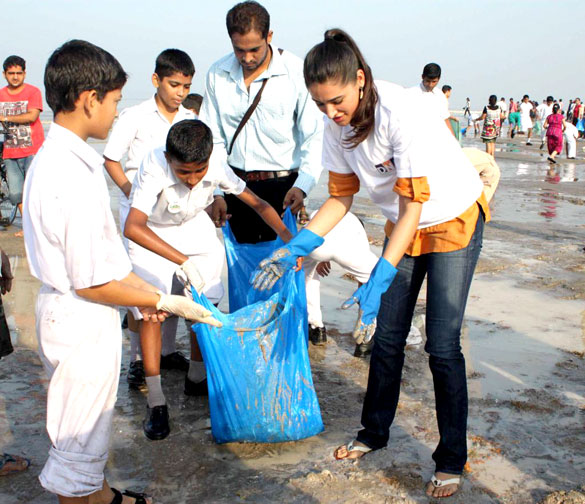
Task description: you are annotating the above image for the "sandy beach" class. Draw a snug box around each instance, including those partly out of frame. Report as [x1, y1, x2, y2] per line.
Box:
[1, 134, 584, 503]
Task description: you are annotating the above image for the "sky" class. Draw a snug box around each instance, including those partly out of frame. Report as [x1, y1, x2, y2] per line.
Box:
[2, 0, 584, 112]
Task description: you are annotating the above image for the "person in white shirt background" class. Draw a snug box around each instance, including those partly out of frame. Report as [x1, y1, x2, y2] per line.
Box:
[498, 97, 508, 136]
[564, 120, 579, 159]
[199, 1, 323, 245]
[408, 62, 455, 137]
[519, 94, 534, 145]
[103, 49, 196, 388]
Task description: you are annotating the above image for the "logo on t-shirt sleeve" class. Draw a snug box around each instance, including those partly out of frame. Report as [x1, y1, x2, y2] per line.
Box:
[374, 158, 395, 174]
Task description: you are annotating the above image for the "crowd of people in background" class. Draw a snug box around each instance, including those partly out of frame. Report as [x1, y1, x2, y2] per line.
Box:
[459, 92, 583, 160]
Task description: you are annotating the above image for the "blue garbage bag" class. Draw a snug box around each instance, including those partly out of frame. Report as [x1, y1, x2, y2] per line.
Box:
[190, 270, 324, 443]
[223, 208, 300, 312]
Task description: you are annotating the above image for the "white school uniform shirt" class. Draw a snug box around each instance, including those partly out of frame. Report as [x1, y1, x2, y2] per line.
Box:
[199, 46, 323, 196]
[23, 123, 132, 294]
[103, 96, 195, 182]
[519, 101, 533, 128]
[323, 81, 483, 229]
[537, 103, 553, 122]
[407, 82, 450, 121]
[130, 146, 245, 254]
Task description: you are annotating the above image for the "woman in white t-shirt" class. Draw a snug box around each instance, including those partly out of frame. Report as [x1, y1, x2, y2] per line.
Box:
[251, 29, 488, 499]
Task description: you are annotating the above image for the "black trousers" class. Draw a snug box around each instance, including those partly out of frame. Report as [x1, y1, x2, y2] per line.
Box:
[224, 172, 298, 244]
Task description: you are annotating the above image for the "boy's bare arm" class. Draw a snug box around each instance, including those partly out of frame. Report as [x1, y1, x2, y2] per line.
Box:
[104, 157, 132, 197]
[237, 188, 293, 242]
[124, 208, 189, 265]
[0, 108, 40, 124]
[75, 275, 163, 322]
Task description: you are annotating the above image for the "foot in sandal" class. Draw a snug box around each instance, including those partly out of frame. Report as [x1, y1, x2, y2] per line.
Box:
[425, 472, 461, 498]
[333, 440, 372, 460]
[0, 453, 30, 476]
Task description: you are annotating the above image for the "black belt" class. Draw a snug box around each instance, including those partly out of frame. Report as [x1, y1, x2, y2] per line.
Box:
[230, 166, 298, 183]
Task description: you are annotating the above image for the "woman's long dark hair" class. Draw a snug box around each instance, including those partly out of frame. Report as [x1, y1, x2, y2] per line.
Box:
[304, 29, 377, 149]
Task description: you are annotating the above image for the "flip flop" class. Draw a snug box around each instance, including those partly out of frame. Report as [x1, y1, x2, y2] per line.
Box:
[0, 453, 30, 476]
[110, 488, 151, 504]
[426, 474, 461, 498]
[334, 440, 372, 460]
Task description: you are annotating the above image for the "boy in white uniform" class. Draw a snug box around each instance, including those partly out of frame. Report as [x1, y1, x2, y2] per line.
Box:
[519, 94, 534, 144]
[103, 49, 196, 387]
[23, 40, 218, 504]
[124, 119, 293, 440]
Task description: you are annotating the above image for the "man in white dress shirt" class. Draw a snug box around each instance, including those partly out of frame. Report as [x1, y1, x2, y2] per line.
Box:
[199, 1, 323, 244]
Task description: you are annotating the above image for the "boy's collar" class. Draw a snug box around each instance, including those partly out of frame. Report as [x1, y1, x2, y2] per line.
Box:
[47, 122, 104, 172]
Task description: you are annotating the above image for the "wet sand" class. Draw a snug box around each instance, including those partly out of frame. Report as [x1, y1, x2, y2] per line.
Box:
[1, 136, 585, 503]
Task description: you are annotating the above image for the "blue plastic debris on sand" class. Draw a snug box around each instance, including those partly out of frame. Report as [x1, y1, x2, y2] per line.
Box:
[190, 270, 324, 443]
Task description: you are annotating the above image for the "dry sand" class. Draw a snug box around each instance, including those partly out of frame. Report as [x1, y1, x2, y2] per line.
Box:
[1, 135, 585, 503]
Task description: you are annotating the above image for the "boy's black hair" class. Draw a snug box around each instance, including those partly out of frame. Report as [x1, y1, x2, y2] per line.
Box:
[44, 40, 127, 115]
[523, 94, 530, 100]
[3, 55, 26, 72]
[422, 63, 441, 79]
[441, 84, 452, 93]
[226, 1, 270, 39]
[166, 120, 213, 164]
[154, 49, 195, 78]
[182, 93, 203, 114]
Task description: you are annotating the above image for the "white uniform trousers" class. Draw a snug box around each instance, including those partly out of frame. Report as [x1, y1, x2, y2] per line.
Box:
[304, 212, 378, 328]
[128, 211, 225, 321]
[566, 137, 577, 158]
[36, 286, 122, 497]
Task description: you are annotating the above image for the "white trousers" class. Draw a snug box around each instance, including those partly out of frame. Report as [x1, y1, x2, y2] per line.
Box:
[304, 212, 378, 328]
[36, 286, 121, 497]
[128, 211, 225, 320]
[566, 137, 577, 158]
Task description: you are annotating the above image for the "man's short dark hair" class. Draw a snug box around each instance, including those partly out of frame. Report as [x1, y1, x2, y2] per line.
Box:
[154, 49, 195, 79]
[546, 95, 554, 102]
[441, 85, 451, 93]
[44, 40, 127, 115]
[182, 93, 203, 114]
[166, 120, 213, 164]
[422, 63, 441, 79]
[226, 1, 270, 39]
[3, 55, 26, 72]
[523, 94, 529, 100]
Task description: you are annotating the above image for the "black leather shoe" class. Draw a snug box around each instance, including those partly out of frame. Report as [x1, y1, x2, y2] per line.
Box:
[184, 376, 208, 396]
[309, 325, 327, 346]
[127, 360, 145, 388]
[160, 351, 189, 372]
[354, 340, 374, 359]
[143, 405, 170, 440]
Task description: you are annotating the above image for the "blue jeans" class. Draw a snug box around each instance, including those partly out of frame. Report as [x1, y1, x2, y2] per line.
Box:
[4, 155, 34, 205]
[356, 211, 484, 475]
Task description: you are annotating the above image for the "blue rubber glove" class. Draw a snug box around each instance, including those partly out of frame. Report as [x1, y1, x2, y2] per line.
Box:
[342, 257, 398, 344]
[251, 228, 324, 291]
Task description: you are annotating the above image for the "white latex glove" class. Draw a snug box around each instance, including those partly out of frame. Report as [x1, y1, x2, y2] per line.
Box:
[156, 292, 222, 327]
[179, 258, 205, 295]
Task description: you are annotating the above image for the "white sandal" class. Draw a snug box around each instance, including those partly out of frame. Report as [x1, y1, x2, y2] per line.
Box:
[334, 440, 372, 460]
[428, 474, 461, 498]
